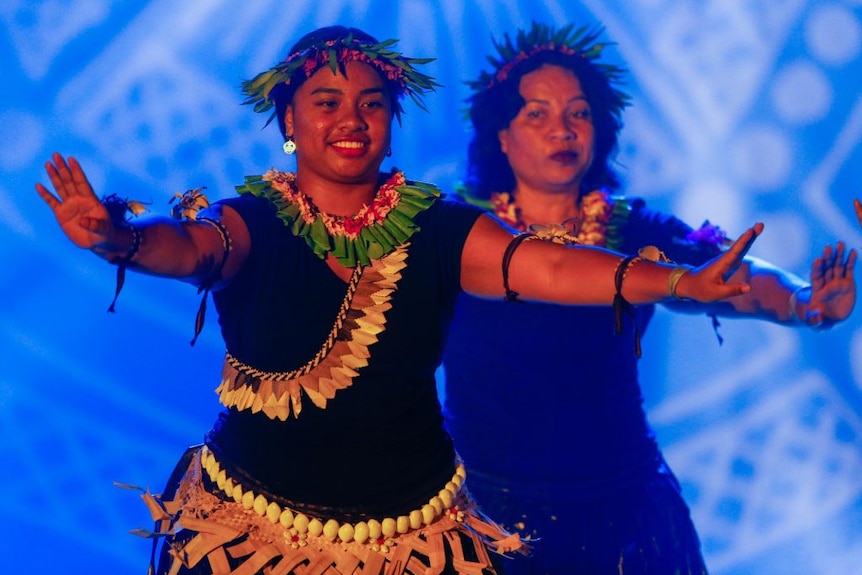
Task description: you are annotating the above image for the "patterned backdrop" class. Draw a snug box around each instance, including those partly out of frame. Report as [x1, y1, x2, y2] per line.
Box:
[2, 1, 861, 573]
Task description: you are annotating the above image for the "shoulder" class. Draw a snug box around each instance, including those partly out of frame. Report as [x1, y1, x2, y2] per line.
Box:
[417, 192, 485, 232]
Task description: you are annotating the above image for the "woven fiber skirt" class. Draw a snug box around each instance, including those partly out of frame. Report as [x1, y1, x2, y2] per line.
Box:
[133, 446, 524, 575]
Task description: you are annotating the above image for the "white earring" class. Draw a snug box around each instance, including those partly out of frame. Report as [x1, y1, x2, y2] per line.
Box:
[283, 139, 296, 155]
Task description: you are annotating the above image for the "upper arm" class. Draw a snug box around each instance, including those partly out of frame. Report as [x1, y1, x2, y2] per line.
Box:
[211, 203, 250, 284]
[459, 213, 518, 298]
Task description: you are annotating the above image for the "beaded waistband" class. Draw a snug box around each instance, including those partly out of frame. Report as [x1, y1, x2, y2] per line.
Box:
[200, 445, 466, 546]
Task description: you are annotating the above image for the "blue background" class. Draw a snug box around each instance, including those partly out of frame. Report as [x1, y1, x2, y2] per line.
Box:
[2, 1, 861, 573]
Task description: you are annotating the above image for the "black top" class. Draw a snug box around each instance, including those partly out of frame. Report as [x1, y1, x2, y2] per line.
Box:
[205, 191, 483, 517]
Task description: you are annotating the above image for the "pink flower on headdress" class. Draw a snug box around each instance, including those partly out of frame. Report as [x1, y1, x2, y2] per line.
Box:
[302, 56, 319, 76]
[493, 43, 582, 85]
[340, 48, 407, 86]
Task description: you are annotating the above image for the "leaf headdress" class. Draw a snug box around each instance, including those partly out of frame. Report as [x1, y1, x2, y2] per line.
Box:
[241, 33, 440, 126]
[466, 22, 630, 119]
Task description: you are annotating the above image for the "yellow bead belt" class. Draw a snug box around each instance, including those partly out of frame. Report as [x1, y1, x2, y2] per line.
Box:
[200, 446, 466, 547]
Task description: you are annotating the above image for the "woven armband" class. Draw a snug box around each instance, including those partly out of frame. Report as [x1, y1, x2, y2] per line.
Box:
[613, 255, 643, 358]
[188, 216, 232, 346]
[99, 193, 148, 313]
[501, 233, 538, 302]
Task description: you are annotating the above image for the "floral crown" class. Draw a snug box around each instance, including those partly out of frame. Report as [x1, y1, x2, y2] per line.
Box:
[241, 34, 440, 125]
[466, 22, 630, 118]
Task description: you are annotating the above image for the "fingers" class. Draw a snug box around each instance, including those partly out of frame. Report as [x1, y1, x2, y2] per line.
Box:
[822, 244, 836, 284]
[833, 242, 846, 279]
[68, 156, 93, 193]
[79, 215, 111, 234]
[855, 198, 862, 229]
[35, 182, 60, 209]
[720, 222, 763, 279]
[818, 242, 856, 281]
[42, 153, 92, 202]
[730, 223, 764, 256]
[809, 255, 825, 290]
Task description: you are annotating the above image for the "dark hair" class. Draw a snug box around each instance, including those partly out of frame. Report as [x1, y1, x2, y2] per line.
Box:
[465, 51, 624, 199]
[269, 26, 401, 139]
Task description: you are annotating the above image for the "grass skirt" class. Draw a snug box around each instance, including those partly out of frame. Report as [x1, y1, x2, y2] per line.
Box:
[134, 446, 524, 575]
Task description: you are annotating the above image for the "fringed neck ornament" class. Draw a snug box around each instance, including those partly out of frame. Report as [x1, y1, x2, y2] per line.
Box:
[235, 169, 440, 267]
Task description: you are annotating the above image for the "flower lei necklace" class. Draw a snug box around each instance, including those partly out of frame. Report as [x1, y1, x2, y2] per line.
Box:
[236, 169, 440, 267]
[490, 189, 615, 246]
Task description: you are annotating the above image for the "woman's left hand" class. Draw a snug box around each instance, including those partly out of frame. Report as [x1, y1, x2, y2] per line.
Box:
[805, 242, 856, 324]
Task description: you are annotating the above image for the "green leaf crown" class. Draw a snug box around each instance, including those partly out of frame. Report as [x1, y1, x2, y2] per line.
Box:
[241, 34, 440, 125]
[466, 22, 630, 119]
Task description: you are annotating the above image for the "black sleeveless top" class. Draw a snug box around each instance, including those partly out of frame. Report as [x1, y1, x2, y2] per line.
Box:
[206, 191, 482, 516]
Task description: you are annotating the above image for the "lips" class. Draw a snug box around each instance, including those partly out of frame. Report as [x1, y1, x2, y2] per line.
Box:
[550, 150, 578, 163]
[331, 140, 368, 157]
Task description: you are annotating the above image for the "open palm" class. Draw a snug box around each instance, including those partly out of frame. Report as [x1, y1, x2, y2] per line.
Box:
[35, 153, 115, 250]
[807, 242, 857, 323]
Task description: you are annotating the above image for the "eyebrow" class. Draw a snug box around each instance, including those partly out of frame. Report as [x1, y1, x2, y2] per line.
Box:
[525, 95, 588, 105]
[309, 86, 387, 97]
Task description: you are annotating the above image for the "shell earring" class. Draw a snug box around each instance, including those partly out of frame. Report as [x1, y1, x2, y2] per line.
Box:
[283, 138, 297, 155]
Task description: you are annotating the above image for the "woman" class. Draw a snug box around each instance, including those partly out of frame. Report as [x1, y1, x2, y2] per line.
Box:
[36, 25, 763, 575]
[442, 23, 857, 575]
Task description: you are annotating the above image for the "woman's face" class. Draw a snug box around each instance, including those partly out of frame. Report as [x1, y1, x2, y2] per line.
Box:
[285, 60, 392, 186]
[498, 64, 595, 195]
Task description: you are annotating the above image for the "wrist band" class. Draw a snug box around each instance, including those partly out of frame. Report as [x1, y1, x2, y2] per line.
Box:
[668, 265, 693, 301]
[788, 284, 810, 322]
[787, 284, 831, 329]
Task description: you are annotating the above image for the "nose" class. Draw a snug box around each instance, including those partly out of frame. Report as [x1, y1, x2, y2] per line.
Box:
[339, 103, 368, 131]
[549, 113, 575, 141]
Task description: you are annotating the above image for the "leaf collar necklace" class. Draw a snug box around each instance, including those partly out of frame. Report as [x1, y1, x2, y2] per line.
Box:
[236, 169, 440, 267]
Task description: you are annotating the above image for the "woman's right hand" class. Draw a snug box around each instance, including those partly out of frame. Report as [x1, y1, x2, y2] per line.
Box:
[35, 153, 123, 252]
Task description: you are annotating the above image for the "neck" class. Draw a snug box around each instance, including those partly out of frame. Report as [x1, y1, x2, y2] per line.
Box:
[296, 172, 380, 216]
[511, 185, 583, 226]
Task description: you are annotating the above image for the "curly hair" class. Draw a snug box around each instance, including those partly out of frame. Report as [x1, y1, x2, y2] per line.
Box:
[465, 50, 625, 199]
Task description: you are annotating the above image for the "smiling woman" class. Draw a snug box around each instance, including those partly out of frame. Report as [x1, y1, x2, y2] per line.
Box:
[35, 23, 768, 575]
[283, 60, 394, 204]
